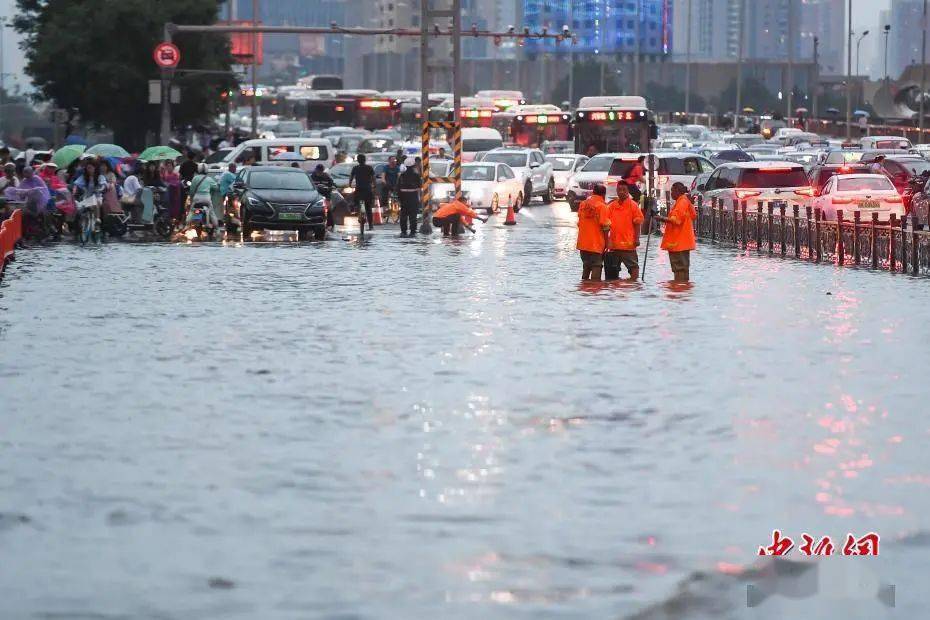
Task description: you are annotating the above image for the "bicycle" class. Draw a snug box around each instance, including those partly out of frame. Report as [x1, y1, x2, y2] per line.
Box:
[383, 191, 401, 224]
[75, 194, 101, 245]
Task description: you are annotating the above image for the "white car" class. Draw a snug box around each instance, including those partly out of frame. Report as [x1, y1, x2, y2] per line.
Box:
[861, 136, 913, 151]
[811, 173, 905, 222]
[565, 153, 623, 210]
[428, 162, 525, 212]
[646, 153, 716, 202]
[482, 147, 555, 205]
[697, 161, 815, 211]
[545, 154, 589, 199]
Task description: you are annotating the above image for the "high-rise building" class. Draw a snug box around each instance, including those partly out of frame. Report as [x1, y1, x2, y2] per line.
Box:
[797, 0, 845, 76]
[888, 0, 925, 80]
[523, 0, 673, 56]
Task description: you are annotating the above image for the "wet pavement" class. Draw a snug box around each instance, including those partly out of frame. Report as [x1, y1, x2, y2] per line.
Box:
[1, 202, 928, 619]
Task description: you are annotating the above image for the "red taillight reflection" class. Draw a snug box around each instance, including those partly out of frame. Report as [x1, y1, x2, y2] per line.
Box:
[735, 189, 762, 199]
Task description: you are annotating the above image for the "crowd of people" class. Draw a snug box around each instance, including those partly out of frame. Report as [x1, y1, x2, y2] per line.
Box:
[0, 145, 231, 240]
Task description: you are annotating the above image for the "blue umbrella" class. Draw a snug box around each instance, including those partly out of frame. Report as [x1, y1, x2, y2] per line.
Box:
[65, 135, 88, 146]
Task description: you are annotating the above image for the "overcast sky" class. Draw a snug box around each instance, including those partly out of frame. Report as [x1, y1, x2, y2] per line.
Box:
[0, 0, 901, 91]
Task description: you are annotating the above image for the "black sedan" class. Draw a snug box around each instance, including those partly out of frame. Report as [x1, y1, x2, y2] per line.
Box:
[234, 166, 327, 240]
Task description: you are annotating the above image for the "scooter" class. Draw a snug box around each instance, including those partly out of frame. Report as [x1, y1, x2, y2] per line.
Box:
[102, 186, 173, 240]
[184, 192, 218, 241]
[75, 193, 101, 246]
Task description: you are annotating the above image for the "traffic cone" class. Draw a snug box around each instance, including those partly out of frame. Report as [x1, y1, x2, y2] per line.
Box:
[503, 196, 517, 226]
[372, 201, 384, 225]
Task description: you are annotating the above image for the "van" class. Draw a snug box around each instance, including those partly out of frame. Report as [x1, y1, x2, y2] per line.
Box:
[461, 128, 503, 162]
[860, 136, 913, 151]
[210, 138, 334, 174]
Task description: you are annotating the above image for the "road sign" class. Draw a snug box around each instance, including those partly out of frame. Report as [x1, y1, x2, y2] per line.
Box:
[153, 42, 181, 69]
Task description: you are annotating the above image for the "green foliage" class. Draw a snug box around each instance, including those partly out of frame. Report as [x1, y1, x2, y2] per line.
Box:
[711, 77, 781, 114]
[14, 0, 234, 149]
[644, 82, 706, 113]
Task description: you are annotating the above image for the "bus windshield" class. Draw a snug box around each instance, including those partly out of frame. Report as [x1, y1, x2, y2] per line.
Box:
[574, 118, 648, 156]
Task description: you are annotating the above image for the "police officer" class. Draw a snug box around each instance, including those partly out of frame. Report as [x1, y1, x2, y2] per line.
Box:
[397, 162, 421, 237]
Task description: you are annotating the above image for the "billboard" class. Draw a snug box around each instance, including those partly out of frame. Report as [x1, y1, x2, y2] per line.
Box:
[523, 0, 672, 56]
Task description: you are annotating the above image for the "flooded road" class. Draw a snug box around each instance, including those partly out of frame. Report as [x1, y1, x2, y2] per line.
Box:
[1, 202, 928, 619]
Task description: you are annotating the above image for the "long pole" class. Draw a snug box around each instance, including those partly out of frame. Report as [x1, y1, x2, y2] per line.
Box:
[0, 18, 5, 141]
[160, 24, 172, 144]
[734, 0, 745, 131]
[634, 0, 641, 94]
[251, 0, 259, 138]
[568, 2, 574, 107]
[452, 0, 461, 201]
[685, 0, 692, 116]
[884, 28, 890, 80]
[786, 0, 794, 120]
[845, 0, 852, 142]
[921, 0, 928, 144]
[812, 36, 820, 119]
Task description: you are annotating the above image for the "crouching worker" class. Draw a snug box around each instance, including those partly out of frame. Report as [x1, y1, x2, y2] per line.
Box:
[432, 198, 488, 236]
[655, 182, 697, 282]
[605, 182, 644, 281]
[576, 183, 610, 281]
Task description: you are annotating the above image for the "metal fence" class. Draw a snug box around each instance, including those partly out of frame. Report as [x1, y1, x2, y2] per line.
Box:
[691, 198, 930, 276]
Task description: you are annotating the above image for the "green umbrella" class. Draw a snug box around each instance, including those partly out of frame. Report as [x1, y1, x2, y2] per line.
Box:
[138, 145, 183, 161]
[52, 144, 86, 168]
[86, 143, 130, 158]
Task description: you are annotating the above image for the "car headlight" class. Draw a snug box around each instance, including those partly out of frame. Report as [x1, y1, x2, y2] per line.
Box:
[247, 196, 263, 206]
[343, 187, 355, 195]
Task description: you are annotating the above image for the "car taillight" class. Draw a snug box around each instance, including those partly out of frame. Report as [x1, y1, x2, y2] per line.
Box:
[735, 189, 762, 199]
[794, 187, 816, 197]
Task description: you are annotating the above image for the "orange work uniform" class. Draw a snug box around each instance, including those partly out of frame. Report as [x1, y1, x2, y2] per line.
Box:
[576, 194, 610, 253]
[606, 197, 644, 250]
[661, 194, 697, 252]
[434, 199, 478, 226]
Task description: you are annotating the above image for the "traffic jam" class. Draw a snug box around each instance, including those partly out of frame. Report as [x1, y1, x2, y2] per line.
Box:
[135, 77, 930, 245]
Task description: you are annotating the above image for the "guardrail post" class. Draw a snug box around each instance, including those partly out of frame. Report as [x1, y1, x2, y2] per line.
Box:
[696, 194, 703, 236]
[711, 197, 717, 242]
[779, 204, 787, 257]
[837, 209, 845, 266]
[733, 199, 739, 245]
[871, 212, 879, 269]
[912, 213, 919, 275]
[767, 203, 774, 254]
[853, 210, 861, 265]
[755, 204, 762, 252]
[741, 201, 748, 250]
[806, 206, 813, 260]
[815, 208, 823, 263]
[889, 214, 898, 272]
[901, 216, 908, 273]
[793, 205, 800, 258]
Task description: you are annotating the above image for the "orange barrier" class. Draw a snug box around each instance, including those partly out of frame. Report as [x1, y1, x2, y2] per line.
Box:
[0, 209, 23, 279]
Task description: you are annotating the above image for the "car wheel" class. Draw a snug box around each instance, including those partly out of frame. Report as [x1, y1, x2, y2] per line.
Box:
[297, 228, 311, 241]
[313, 226, 326, 241]
[241, 216, 253, 241]
[523, 182, 532, 207]
[542, 178, 554, 204]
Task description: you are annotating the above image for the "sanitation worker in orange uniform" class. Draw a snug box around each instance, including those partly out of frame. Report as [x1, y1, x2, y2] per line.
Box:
[656, 182, 697, 282]
[604, 182, 644, 281]
[432, 198, 487, 236]
[576, 183, 611, 281]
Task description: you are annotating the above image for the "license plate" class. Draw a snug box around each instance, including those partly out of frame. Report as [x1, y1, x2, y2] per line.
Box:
[859, 200, 880, 209]
[278, 212, 302, 221]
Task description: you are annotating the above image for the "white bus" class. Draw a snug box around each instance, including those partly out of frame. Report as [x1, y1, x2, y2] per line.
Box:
[573, 96, 653, 156]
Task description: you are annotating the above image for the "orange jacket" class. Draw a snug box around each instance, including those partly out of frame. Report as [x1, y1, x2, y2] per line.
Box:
[624, 162, 645, 186]
[576, 194, 610, 253]
[606, 197, 644, 251]
[434, 199, 478, 220]
[661, 194, 697, 252]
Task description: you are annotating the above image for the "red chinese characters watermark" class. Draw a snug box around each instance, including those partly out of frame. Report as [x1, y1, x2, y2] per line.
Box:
[759, 531, 879, 557]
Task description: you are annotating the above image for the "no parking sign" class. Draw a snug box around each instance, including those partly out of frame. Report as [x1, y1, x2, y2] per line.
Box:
[153, 42, 181, 69]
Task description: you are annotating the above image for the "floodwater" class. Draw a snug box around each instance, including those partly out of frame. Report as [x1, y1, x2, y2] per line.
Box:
[1, 203, 928, 619]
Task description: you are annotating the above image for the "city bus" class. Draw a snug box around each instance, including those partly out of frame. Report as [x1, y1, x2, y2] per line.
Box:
[573, 96, 653, 155]
[305, 91, 400, 130]
[491, 104, 572, 148]
[297, 75, 344, 90]
[428, 98, 497, 128]
[474, 90, 526, 111]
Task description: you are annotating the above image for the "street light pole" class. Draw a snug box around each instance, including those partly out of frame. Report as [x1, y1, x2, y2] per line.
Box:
[250, 0, 259, 138]
[884, 24, 891, 81]
[734, 0, 745, 132]
[855, 30, 869, 76]
[845, 0, 852, 142]
[786, 0, 794, 120]
[920, 0, 927, 144]
[568, 2, 574, 107]
[685, 0, 692, 117]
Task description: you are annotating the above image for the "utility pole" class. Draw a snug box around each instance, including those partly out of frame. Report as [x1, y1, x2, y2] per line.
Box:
[250, 0, 259, 138]
[734, 0, 745, 132]
[160, 23, 172, 144]
[568, 2, 574, 107]
[634, 0, 641, 94]
[884, 24, 891, 81]
[786, 0, 794, 120]
[921, 0, 928, 144]
[845, 0, 852, 142]
[685, 0, 692, 117]
[812, 36, 820, 119]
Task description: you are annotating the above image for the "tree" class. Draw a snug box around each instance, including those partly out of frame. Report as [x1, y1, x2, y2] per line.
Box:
[14, 0, 234, 149]
[711, 77, 781, 116]
[644, 82, 707, 113]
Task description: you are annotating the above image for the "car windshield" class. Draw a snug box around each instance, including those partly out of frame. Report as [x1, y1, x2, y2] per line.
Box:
[430, 162, 450, 177]
[825, 151, 864, 165]
[329, 163, 354, 178]
[462, 165, 496, 181]
[463, 139, 503, 152]
[546, 156, 577, 171]
[837, 177, 895, 191]
[249, 171, 316, 191]
[205, 150, 230, 164]
[482, 152, 527, 167]
[893, 159, 930, 176]
[337, 136, 364, 151]
[714, 150, 753, 163]
[740, 168, 809, 188]
[581, 156, 614, 173]
[875, 140, 910, 150]
[608, 160, 638, 176]
[277, 121, 302, 133]
[359, 138, 394, 153]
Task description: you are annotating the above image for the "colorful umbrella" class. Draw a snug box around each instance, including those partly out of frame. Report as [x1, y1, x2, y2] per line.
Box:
[86, 143, 130, 158]
[138, 145, 183, 161]
[51, 144, 87, 169]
